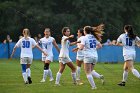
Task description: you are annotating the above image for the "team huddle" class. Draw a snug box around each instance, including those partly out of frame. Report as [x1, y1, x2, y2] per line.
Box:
[10, 25, 140, 89]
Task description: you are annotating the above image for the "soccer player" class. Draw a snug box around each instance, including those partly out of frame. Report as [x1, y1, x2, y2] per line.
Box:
[79, 26, 104, 89]
[116, 25, 140, 86]
[39, 28, 60, 82]
[72, 28, 84, 84]
[55, 27, 78, 85]
[11, 28, 47, 84]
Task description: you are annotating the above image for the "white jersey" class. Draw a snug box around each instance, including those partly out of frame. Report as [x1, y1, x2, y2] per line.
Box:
[59, 36, 70, 58]
[81, 34, 100, 58]
[15, 37, 37, 58]
[117, 33, 140, 56]
[39, 36, 54, 57]
[77, 36, 84, 57]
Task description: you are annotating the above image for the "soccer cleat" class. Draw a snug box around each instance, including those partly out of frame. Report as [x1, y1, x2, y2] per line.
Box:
[25, 81, 28, 84]
[49, 78, 54, 82]
[55, 83, 61, 86]
[76, 78, 80, 81]
[73, 82, 78, 85]
[77, 80, 84, 85]
[117, 81, 125, 86]
[28, 77, 32, 84]
[100, 75, 105, 85]
[40, 79, 45, 83]
[91, 87, 97, 90]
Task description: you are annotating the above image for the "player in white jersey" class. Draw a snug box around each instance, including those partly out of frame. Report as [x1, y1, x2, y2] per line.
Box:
[116, 25, 140, 86]
[39, 28, 60, 82]
[11, 28, 47, 84]
[55, 27, 79, 85]
[72, 28, 84, 84]
[79, 26, 104, 89]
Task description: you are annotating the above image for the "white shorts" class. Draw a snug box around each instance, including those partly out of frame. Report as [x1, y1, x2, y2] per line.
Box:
[76, 56, 84, 61]
[20, 57, 33, 64]
[59, 57, 72, 64]
[84, 57, 98, 64]
[123, 53, 135, 61]
[42, 55, 53, 62]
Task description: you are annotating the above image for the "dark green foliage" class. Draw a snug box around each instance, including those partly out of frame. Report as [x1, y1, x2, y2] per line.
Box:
[0, 0, 140, 43]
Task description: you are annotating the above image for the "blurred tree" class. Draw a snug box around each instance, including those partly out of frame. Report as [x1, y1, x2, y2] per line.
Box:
[0, 0, 140, 43]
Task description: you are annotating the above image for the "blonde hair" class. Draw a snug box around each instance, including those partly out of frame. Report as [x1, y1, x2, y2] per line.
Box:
[23, 28, 30, 36]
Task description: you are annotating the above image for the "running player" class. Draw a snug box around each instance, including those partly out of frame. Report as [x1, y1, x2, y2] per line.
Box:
[79, 26, 104, 89]
[116, 25, 140, 86]
[72, 28, 84, 84]
[55, 27, 78, 85]
[39, 28, 60, 82]
[11, 28, 47, 84]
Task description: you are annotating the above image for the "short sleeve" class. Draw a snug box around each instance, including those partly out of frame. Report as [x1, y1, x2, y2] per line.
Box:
[96, 40, 100, 45]
[117, 35, 122, 43]
[80, 37, 86, 45]
[32, 38, 37, 46]
[15, 39, 21, 47]
[62, 36, 67, 43]
[135, 36, 140, 42]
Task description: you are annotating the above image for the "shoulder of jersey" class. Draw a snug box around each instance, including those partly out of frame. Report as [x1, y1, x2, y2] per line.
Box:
[50, 36, 55, 40]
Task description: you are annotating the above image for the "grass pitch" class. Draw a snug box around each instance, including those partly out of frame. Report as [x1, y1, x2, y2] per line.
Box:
[0, 59, 140, 93]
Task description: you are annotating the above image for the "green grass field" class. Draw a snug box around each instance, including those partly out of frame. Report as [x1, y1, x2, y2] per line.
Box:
[0, 59, 140, 93]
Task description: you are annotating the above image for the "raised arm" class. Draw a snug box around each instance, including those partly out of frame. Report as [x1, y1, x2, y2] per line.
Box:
[64, 35, 74, 41]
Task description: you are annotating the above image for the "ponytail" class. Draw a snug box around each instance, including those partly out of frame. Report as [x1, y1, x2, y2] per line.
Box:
[84, 26, 101, 41]
[124, 25, 136, 39]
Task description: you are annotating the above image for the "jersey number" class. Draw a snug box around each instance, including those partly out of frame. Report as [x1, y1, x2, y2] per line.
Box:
[126, 38, 132, 46]
[89, 40, 96, 48]
[22, 41, 30, 48]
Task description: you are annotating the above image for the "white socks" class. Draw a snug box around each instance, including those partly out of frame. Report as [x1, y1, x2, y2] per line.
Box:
[22, 72, 27, 83]
[43, 70, 49, 80]
[76, 66, 81, 80]
[55, 72, 62, 84]
[87, 74, 96, 88]
[132, 69, 140, 79]
[71, 72, 77, 83]
[122, 70, 128, 82]
[48, 69, 53, 79]
[91, 70, 101, 79]
[26, 68, 31, 77]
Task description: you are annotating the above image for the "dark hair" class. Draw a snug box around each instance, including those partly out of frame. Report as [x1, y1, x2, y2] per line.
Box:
[62, 27, 70, 36]
[78, 28, 84, 36]
[84, 26, 100, 41]
[124, 25, 136, 39]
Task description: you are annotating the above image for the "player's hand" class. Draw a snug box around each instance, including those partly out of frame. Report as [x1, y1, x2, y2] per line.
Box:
[72, 48, 78, 52]
[69, 35, 74, 38]
[43, 52, 48, 56]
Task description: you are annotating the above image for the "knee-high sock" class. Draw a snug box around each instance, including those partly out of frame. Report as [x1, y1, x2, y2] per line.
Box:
[87, 74, 96, 88]
[55, 72, 62, 84]
[71, 72, 77, 83]
[91, 70, 101, 79]
[76, 66, 81, 80]
[48, 68, 53, 79]
[132, 69, 140, 79]
[22, 72, 27, 83]
[122, 70, 128, 82]
[43, 70, 49, 80]
[26, 68, 31, 77]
